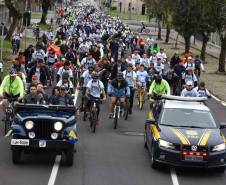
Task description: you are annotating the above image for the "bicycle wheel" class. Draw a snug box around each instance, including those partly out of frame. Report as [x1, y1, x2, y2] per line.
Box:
[114, 107, 119, 129]
[124, 99, 129, 120]
[139, 90, 144, 110]
[91, 109, 97, 133]
[4, 114, 11, 135]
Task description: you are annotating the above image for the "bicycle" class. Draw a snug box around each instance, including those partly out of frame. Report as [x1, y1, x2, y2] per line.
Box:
[173, 76, 182, 96]
[4, 97, 17, 135]
[48, 64, 56, 86]
[89, 97, 101, 133]
[137, 82, 145, 110]
[124, 97, 130, 120]
[113, 97, 121, 129]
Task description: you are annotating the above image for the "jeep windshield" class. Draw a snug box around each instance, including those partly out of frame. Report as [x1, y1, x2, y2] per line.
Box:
[160, 108, 217, 128]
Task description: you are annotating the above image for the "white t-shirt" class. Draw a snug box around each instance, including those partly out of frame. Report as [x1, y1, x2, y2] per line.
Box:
[136, 70, 148, 83]
[57, 67, 73, 79]
[123, 70, 137, 87]
[154, 63, 164, 75]
[194, 87, 210, 97]
[132, 54, 141, 64]
[81, 70, 93, 87]
[81, 58, 96, 71]
[126, 59, 135, 67]
[157, 52, 167, 63]
[56, 80, 74, 90]
[181, 88, 199, 97]
[86, 80, 104, 98]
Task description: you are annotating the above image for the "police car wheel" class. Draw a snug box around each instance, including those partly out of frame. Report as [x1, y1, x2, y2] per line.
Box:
[150, 144, 158, 169]
[216, 167, 225, 173]
[64, 148, 74, 166]
[144, 132, 148, 149]
[12, 148, 22, 164]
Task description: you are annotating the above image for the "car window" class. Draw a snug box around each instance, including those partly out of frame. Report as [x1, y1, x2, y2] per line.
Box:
[160, 108, 217, 128]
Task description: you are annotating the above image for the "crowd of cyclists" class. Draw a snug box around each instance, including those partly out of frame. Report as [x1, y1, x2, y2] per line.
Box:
[0, 4, 211, 126]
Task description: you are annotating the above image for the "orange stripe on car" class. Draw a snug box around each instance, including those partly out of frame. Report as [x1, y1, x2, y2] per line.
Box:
[171, 128, 190, 145]
[199, 130, 211, 146]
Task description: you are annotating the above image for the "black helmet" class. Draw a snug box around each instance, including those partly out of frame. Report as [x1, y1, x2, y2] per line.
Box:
[62, 72, 69, 79]
[155, 75, 162, 85]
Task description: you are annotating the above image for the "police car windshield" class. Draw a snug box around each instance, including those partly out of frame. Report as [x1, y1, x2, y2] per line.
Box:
[160, 108, 217, 128]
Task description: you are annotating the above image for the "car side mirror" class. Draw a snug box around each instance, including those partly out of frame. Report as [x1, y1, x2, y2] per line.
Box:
[146, 118, 156, 125]
[220, 122, 226, 129]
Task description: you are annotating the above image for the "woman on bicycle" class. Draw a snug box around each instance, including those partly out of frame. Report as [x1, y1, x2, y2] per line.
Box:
[108, 72, 130, 118]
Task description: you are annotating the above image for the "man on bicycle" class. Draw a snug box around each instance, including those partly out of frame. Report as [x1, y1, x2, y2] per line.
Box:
[108, 72, 130, 118]
[123, 63, 137, 114]
[148, 75, 170, 110]
[181, 81, 199, 97]
[0, 68, 24, 113]
[86, 72, 106, 123]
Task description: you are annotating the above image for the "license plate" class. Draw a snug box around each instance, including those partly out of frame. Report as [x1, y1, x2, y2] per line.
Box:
[11, 139, 29, 146]
[39, 140, 46, 148]
[184, 155, 203, 161]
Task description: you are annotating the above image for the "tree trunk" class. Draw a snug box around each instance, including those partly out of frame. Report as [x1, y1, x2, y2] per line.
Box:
[5, 17, 20, 40]
[40, 1, 51, 24]
[174, 33, 179, 49]
[218, 32, 226, 72]
[4, 0, 23, 40]
[200, 33, 210, 63]
[165, 24, 170, 44]
[184, 36, 191, 53]
[157, 20, 162, 40]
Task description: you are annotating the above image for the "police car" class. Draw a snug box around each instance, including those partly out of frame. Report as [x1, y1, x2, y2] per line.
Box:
[144, 95, 226, 172]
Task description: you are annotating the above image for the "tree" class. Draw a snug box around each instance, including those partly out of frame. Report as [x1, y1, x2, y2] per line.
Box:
[171, 0, 202, 53]
[197, 0, 221, 62]
[39, 0, 52, 24]
[215, 0, 226, 72]
[5, 0, 26, 40]
[144, 0, 172, 42]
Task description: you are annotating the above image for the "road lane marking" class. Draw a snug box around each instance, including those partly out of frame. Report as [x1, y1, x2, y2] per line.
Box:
[47, 89, 79, 185]
[170, 167, 179, 185]
[211, 94, 221, 102]
[47, 155, 61, 185]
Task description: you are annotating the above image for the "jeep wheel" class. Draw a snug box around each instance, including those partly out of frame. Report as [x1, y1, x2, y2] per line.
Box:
[65, 148, 74, 166]
[150, 144, 159, 169]
[12, 148, 22, 164]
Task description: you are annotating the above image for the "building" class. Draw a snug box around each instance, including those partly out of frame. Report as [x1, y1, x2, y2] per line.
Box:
[0, 0, 9, 23]
[113, 0, 146, 15]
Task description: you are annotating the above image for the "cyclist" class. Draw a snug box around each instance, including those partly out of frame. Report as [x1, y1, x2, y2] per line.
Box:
[80, 53, 96, 73]
[148, 75, 170, 110]
[182, 67, 198, 87]
[56, 60, 73, 82]
[123, 63, 137, 114]
[0, 68, 24, 113]
[56, 72, 74, 94]
[108, 72, 130, 118]
[194, 55, 205, 78]
[194, 81, 211, 98]
[85, 72, 106, 123]
[181, 81, 199, 97]
[136, 64, 149, 89]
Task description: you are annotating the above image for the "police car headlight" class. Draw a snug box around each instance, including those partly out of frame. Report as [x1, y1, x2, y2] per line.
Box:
[158, 139, 175, 150]
[54, 122, 63, 131]
[212, 143, 226, 152]
[25, 120, 34, 130]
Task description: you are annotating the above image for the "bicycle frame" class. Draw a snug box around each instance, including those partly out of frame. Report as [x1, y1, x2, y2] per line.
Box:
[113, 98, 121, 119]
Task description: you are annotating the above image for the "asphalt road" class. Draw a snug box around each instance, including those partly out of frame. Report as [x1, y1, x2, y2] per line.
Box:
[0, 93, 226, 185]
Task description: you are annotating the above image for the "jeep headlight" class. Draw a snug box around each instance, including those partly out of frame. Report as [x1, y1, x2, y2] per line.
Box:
[25, 120, 34, 130]
[159, 139, 175, 150]
[212, 143, 226, 152]
[54, 122, 63, 131]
